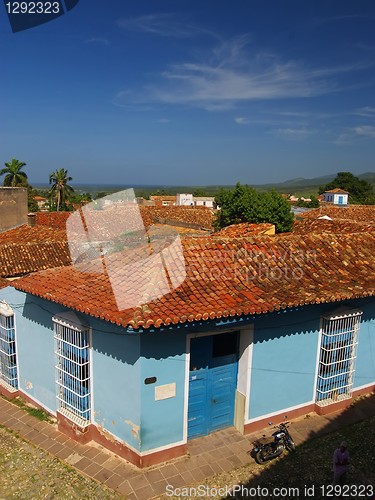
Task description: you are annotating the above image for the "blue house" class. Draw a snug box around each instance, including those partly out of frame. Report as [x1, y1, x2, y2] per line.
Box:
[0, 231, 374, 467]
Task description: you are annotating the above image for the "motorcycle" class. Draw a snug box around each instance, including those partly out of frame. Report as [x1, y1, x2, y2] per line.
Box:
[250, 417, 296, 464]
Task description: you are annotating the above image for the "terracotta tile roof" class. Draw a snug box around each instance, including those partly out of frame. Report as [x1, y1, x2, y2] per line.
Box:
[0, 223, 70, 278]
[139, 206, 215, 230]
[0, 224, 67, 244]
[13, 232, 375, 330]
[324, 188, 349, 194]
[35, 212, 70, 230]
[213, 223, 275, 237]
[293, 218, 375, 235]
[0, 241, 71, 278]
[299, 205, 375, 223]
[0, 277, 10, 289]
[149, 195, 177, 201]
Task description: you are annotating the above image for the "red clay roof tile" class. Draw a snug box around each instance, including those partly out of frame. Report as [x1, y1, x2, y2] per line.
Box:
[12, 231, 375, 330]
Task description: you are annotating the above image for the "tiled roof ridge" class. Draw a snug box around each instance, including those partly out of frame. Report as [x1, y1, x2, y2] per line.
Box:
[12, 231, 375, 329]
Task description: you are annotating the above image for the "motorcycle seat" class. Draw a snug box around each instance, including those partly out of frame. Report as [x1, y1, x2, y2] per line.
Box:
[254, 437, 274, 445]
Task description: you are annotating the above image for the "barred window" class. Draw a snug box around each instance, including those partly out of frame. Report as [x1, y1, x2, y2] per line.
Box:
[0, 302, 18, 391]
[54, 314, 91, 427]
[316, 309, 361, 406]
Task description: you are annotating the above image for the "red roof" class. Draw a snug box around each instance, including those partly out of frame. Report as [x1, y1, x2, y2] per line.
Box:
[35, 212, 70, 230]
[324, 188, 349, 194]
[0, 224, 70, 278]
[13, 232, 375, 330]
[0, 277, 10, 289]
[299, 205, 375, 223]
[213, 223, 275, 237]
[0, 224, 66, 244]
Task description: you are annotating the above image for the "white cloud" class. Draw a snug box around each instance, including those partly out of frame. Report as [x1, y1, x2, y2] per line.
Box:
[354, 125, 375, 137]
[353, 106, 375, 118]
[115, 36, 371, 111]
[117, 13, 216, 39]
[234, 117, 250, 125]
[272, 128, 312, 140]
[85, 37, 110, 46]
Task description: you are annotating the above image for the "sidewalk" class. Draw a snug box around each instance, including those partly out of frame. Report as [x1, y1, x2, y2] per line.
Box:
[0, 394, 374, 500]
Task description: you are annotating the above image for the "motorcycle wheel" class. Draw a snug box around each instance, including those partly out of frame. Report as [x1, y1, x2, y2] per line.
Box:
[285, 437, 296, 452]
[255, 449, 267, 464]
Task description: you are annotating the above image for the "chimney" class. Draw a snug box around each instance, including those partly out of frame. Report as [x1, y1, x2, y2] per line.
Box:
[27, 213, 36, 227]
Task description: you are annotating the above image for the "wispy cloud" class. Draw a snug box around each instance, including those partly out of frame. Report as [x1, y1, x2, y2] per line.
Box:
[353, 106, 375, 118]
[115, 36, 372, 111]
[314, 14, 371, 25]
[234, 117, 251, 125]
[333, 124, 375, 144]
[85, 37, 110, 46]
[354, 125, 375, 138]
[117, 13, 216, 39]
[272, 128, 313, 140]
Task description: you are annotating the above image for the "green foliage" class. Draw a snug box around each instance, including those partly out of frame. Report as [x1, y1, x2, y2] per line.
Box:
[215, 183, 294, 233]
[0, 158, 28, 187]
[319, 172, 375, 204]
[192, 188, 209, 197]
[68, 192, 92, 206]
[27, 186, 39, 212]
[49, 168, 74, 211]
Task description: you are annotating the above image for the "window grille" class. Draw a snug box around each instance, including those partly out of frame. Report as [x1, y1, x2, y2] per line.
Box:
[316, 310, 362, 406]
[0, 303, 18, 391]
[54, 317, 91, 427]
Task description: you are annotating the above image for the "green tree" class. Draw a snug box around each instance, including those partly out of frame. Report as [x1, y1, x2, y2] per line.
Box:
[215, 183, 294, 233]
[0, 158, 28, 187]
[27, 186, 39, 212]
[319, 172, 375, 204]
[193, 188, 209, 197]
[49, 168, 74, 211]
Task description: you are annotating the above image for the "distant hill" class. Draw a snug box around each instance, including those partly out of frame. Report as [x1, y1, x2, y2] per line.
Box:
[255, 172, 375, 196]
[32, 172, 375, 198]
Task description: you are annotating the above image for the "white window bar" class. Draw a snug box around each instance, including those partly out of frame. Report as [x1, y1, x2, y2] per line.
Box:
[53, 318, 91, 427]
[0, 303, 18, 392]
[316, 310, 362, 406]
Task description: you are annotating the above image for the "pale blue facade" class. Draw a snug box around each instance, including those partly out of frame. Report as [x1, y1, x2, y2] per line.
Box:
[0, 284, 374, 457]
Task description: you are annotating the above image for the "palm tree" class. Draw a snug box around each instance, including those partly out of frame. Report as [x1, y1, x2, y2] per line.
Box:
[49, 168, 74, 211]
[0, 158, 28, 187]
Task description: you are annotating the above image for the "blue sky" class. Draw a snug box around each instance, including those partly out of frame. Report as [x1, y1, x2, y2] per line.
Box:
[1, 0, 375, 186]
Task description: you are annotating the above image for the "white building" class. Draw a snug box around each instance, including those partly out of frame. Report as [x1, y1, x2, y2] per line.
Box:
[322, 189, 349, 205]
[176, 193, 194, 206]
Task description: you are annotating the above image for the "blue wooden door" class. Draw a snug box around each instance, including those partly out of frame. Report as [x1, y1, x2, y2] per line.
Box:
[188, 333, 239, 438]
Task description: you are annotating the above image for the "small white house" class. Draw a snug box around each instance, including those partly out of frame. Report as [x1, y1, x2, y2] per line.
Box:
[193, 197, 216, 208]
[322, 189, 349, 206]
[176, 193, 194, 206]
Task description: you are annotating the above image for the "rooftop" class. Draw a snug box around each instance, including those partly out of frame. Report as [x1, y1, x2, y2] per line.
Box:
[0, 223, 70, 278]
[324, 188, 349, 194]
[298, 205, 375, 223]
[13, 231, 375, 330]
[213, 223, 275, 238]
[0, 277, 10, 289]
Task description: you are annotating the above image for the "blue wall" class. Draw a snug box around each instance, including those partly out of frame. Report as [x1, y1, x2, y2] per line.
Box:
[91, 321, 142, 451]
[353, 299, 375, 389]
[249, 307, 320, 419]
[0, 288, 58, 413]
[1, 285, 374, 453]
[140, 331, 186, 452]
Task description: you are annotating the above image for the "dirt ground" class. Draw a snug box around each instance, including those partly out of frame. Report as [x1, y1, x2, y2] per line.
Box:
[0, 426, 121, 499]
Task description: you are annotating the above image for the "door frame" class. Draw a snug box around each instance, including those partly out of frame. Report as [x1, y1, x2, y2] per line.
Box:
[183, 325, 254, 441]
